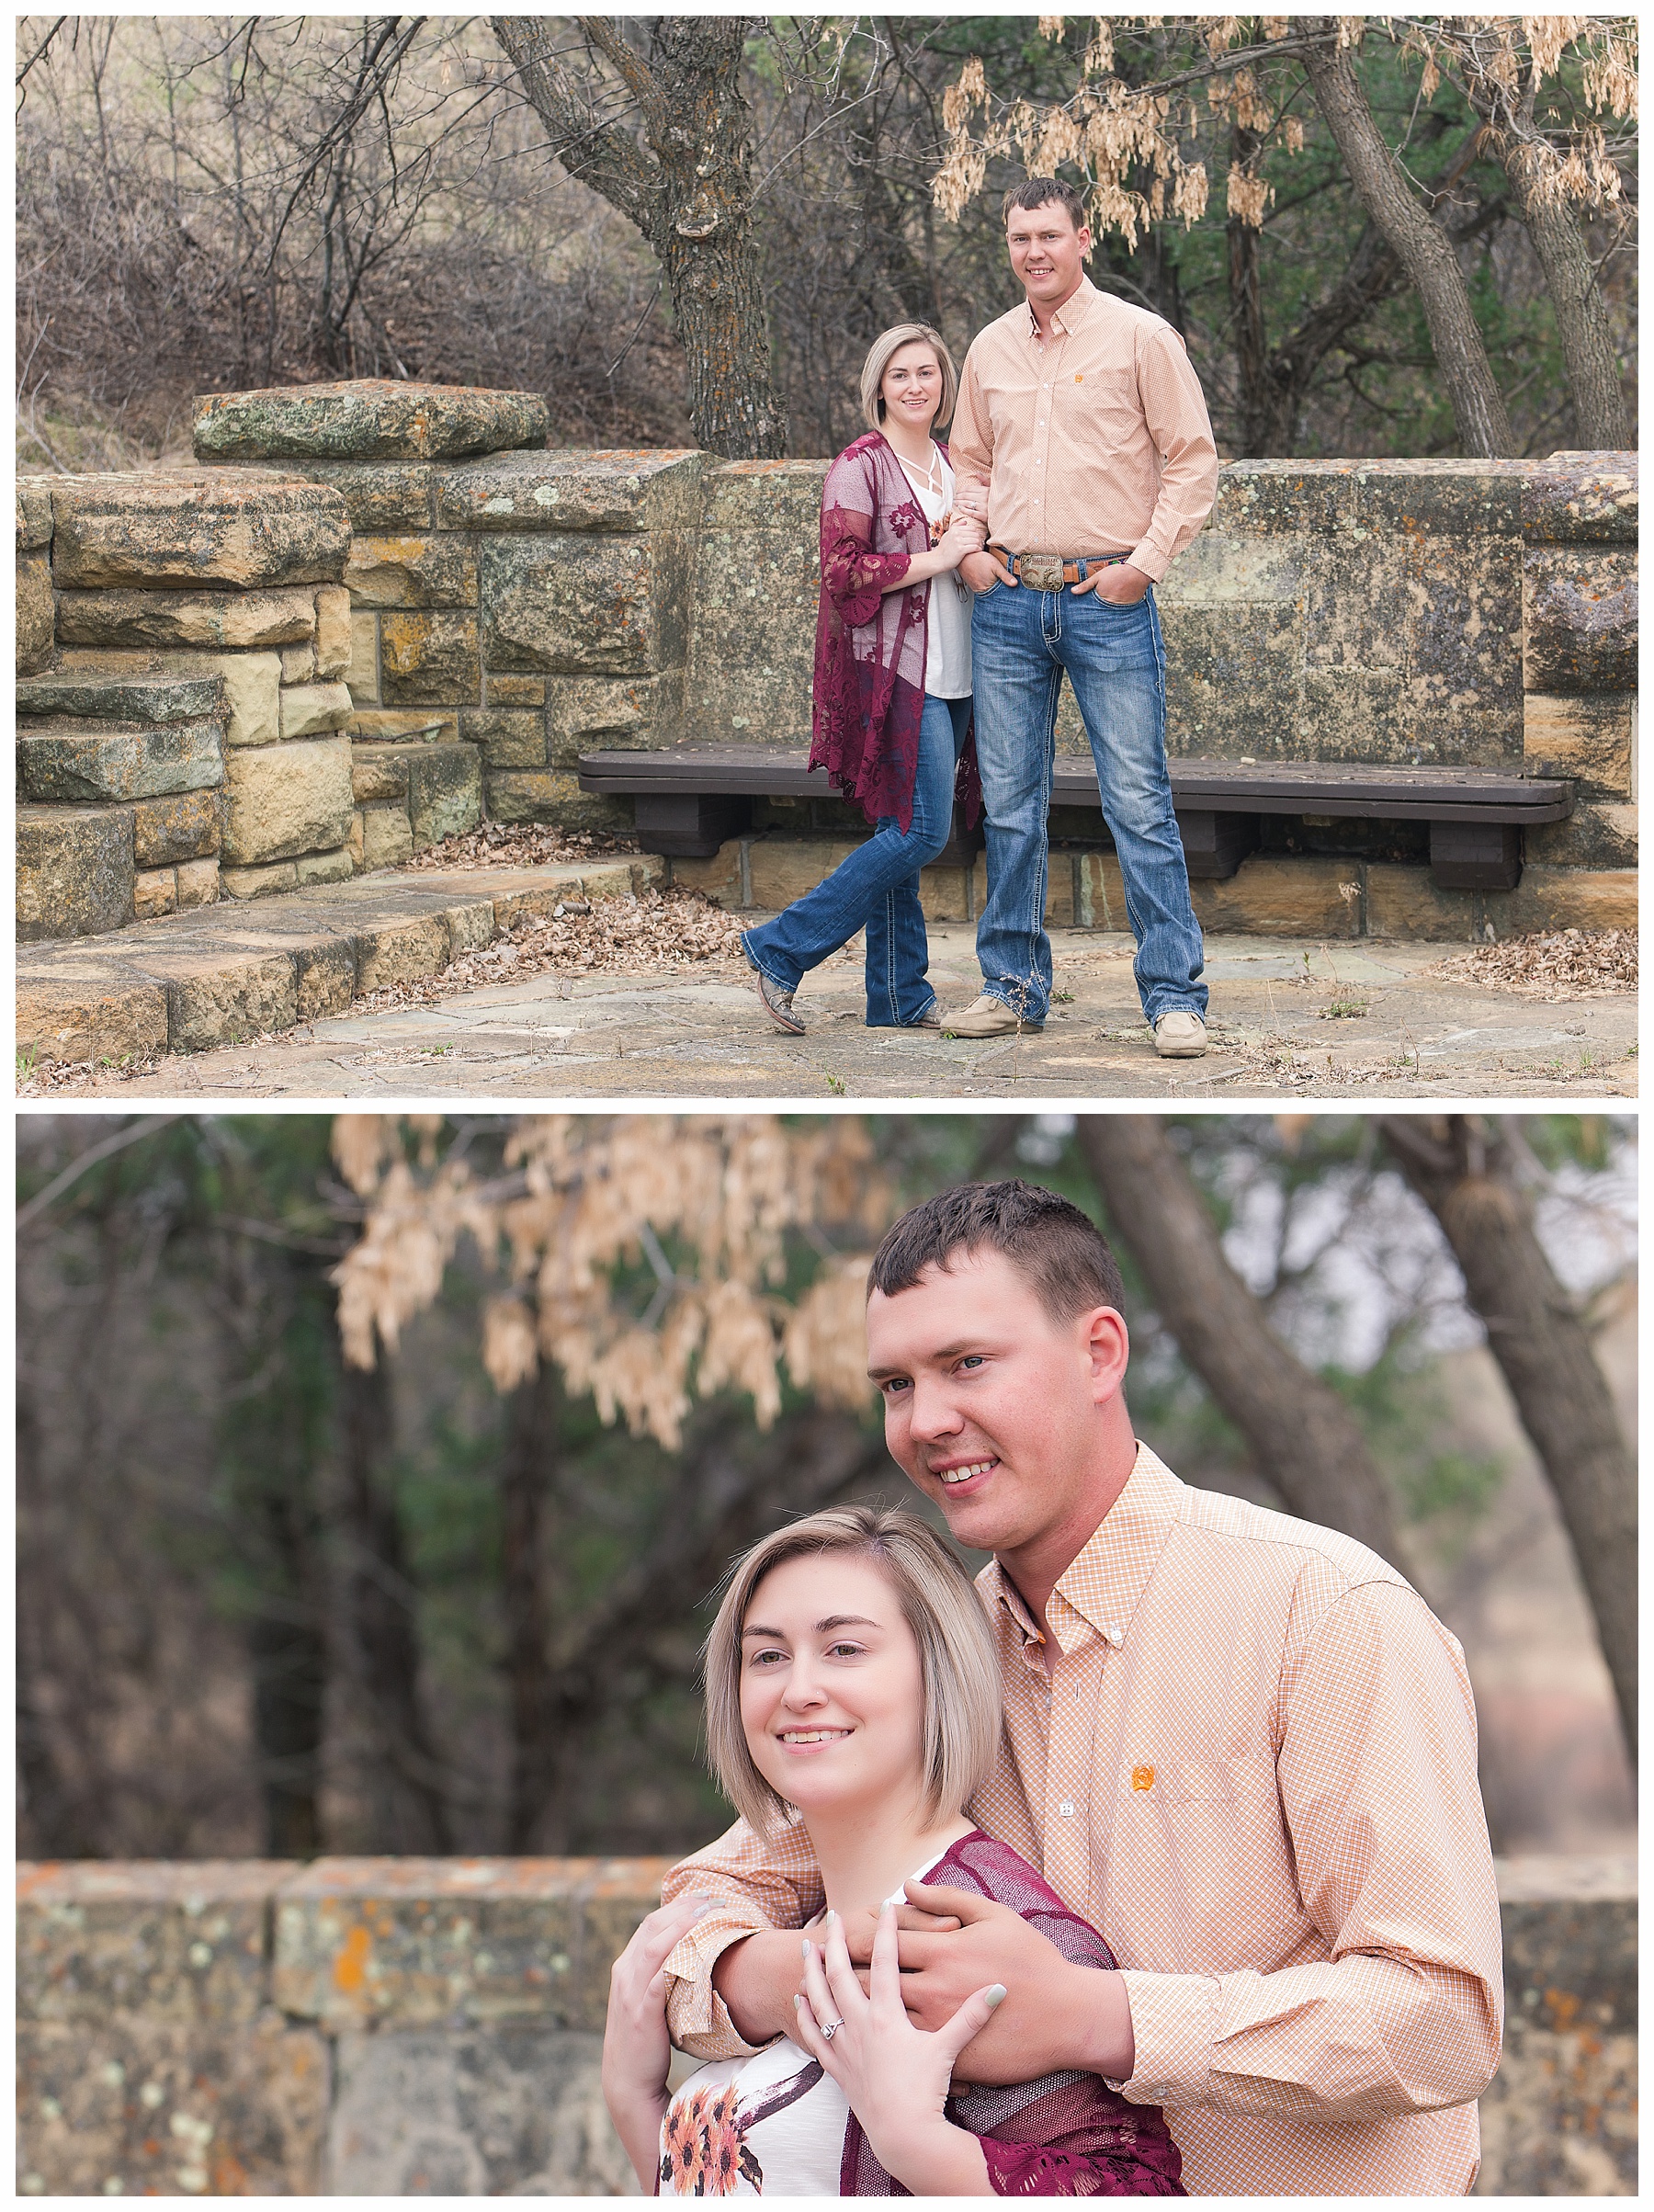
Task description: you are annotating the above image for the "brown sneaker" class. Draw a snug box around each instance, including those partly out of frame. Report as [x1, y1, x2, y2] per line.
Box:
[1152, 1010, 1207, 1058]
[942, 993, 1043, 1038]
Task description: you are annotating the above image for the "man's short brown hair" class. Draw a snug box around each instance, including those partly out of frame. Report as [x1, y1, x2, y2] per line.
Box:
[1003, 176, 1089, 231]
[867, 1178, 1127, 1324]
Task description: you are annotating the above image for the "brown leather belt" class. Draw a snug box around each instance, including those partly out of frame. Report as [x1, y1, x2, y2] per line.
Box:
[994, 549, 1127, 590]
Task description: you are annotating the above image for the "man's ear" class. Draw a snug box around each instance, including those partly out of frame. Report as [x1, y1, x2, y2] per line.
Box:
[1080, 1301, 1129, 1403]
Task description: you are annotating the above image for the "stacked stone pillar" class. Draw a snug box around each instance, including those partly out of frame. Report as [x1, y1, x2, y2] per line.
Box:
[17, 471, 354, 936]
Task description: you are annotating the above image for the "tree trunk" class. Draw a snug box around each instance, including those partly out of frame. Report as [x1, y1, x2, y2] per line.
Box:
[1509, 172, 1632, 449]
[339, 1358, 452, 1851]
[502, 1367, 559, 1852]
[1301, 25, 1516, 456]
[1227, 126, 1275, 455]
[491, 15, 787, 458]
[1075, 1117, 1409, 1566]
[1377, 1117, 1636, 1763]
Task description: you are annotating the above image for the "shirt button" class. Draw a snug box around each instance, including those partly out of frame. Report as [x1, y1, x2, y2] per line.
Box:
[1106, 1628, 1123, 1648]
[1059, 1799, 1076, 1817]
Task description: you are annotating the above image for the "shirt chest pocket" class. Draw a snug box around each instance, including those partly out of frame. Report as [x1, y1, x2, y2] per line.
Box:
[1057, 365, 1139, 431]
[1121, 1753, 1299, 1965]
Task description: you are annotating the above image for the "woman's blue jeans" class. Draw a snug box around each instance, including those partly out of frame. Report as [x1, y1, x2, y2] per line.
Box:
[969, 577, 1207, 1027]
[742, 694, 970, 1027]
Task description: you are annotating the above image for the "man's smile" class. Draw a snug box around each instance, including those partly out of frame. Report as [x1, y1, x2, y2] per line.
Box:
[932, 1456, 999, 1489]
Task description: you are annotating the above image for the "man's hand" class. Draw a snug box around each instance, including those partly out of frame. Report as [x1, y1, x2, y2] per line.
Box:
[602, 1893, 711, 2189]
[891, 1878, 1136, 2087]
[713, 1899, 967, 2044]
[960, 548, 1016, 594]
[1071, 558, 1151, 603]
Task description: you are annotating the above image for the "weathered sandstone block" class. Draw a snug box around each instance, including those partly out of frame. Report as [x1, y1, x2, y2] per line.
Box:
[17, 719, 225, 804]
[484, 769, 632, 834]
[54, 587, 318, 652]
[347, 611, 381, 700]
[1521, 452, 1639, 543]
[487, 674, 546, 707]
[17, 480, 54, 550]
[176, 856, 221, 907]
[380, 611, 481, 704]
[50, 472, 349, 591]
[17, 970, 170, 1066]
[1524, 547, 1637, 692]
[18, 670, 226, 725]
[352, 803, 415, 871]
[17, 553, 54, 674]
[480, 536, 689, 676]
[294, 846, 355, 887]
[313, 585, 352, 679]
[437, 449, 703, 535]
[220, 859, 299, 900]
[461, 709, 548, 768]
[278, 680, 354, 740]
[280, 641, 315, 684]
[194, 380, 549, 462]
[132, 867, 178, 920]
[222, 734, 355, 864]
[345, 534, 478, 608]
[17, 805, 135, 941]
[133, 788, 228, 868]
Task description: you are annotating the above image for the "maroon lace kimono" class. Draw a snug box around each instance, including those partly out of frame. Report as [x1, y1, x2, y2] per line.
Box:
[811, 430, 981, 837]
[843, 1832, 1184, 2196]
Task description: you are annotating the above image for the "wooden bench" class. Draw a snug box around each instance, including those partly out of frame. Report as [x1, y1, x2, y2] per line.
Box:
[578, 747, 1574, 892]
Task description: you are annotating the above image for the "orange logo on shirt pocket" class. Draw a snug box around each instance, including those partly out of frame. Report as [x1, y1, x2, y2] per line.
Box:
[1130, 1764, 1155, 1791]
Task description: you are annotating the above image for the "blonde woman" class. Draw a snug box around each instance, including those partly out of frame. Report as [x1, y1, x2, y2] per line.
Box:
[602, 1507, 1184, 2196]
[741, 327, 986, 1034]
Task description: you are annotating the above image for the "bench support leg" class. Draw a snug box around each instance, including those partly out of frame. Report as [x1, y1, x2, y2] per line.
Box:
[1175, 808, 1260, 879]
[633, 793, 753, 858]
[1430, 821, 1522, 891]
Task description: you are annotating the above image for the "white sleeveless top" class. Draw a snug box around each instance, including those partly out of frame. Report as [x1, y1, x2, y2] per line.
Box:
[659, 1848, 949, 2197]
[899, 448, 973, 701]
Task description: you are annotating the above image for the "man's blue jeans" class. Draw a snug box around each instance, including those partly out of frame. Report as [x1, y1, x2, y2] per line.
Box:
[742, 694, 971, 1026]
[969, 576, 1207, 1027]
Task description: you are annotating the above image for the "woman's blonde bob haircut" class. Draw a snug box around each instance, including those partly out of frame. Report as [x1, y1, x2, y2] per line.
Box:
[704, 1504, 1002, 1838]
[859, 323, 960, 437]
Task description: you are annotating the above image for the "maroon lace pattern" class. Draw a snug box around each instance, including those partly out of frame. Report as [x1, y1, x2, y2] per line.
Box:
[810, 430, 980, 837]
[840, 1832, 1184, 2197]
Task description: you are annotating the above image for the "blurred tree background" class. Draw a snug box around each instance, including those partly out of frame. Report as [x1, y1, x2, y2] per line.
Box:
[16, 15, 1636, 470]
[16, 1111, 1635, 1867]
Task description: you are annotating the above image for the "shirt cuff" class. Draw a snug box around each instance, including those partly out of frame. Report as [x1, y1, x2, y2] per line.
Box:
[663, 1921, 772, 2062]
[1126, 538, 1172, 584]
[1114, 1969, 1222, 2107]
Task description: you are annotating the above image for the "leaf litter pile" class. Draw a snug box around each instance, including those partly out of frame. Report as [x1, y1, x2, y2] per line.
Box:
[354, 884, 748, 1014]
[1431, 929, 1636, 999]
[399, 821, 639, 871]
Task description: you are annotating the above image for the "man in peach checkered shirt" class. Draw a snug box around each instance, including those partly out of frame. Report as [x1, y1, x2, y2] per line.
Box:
[663, 1181, 1502, 2195]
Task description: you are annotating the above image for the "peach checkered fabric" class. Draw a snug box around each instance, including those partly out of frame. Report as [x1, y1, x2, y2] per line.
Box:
[947, 276, 1218, 580]
[663, 1444, 1503, 2196]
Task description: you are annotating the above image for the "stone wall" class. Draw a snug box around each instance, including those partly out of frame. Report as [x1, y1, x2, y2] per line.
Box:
[17, 380, 1637, 944]
[15, 1855, 1635, 2196]
[17, 472, 357, 936]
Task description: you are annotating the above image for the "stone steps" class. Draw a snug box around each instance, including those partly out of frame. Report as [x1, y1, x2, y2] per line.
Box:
[16, 855, 659, 1067]
[17, 720, 227, 802]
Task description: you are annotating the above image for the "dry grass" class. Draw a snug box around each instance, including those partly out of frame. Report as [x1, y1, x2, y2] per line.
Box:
[1431, 930, 1637, 999]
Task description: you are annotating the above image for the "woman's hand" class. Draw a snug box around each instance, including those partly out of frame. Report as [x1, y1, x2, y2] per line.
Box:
[935, 506, 987, 571]
[602, 1892, 713, 2191]
[954, 475, 991, 521]
[792, 1902, 1004, 2195]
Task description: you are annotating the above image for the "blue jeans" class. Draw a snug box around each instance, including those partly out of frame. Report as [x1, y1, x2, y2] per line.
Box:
[742, 694, 971, 1027]
[969, 574, 1207, 1027]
